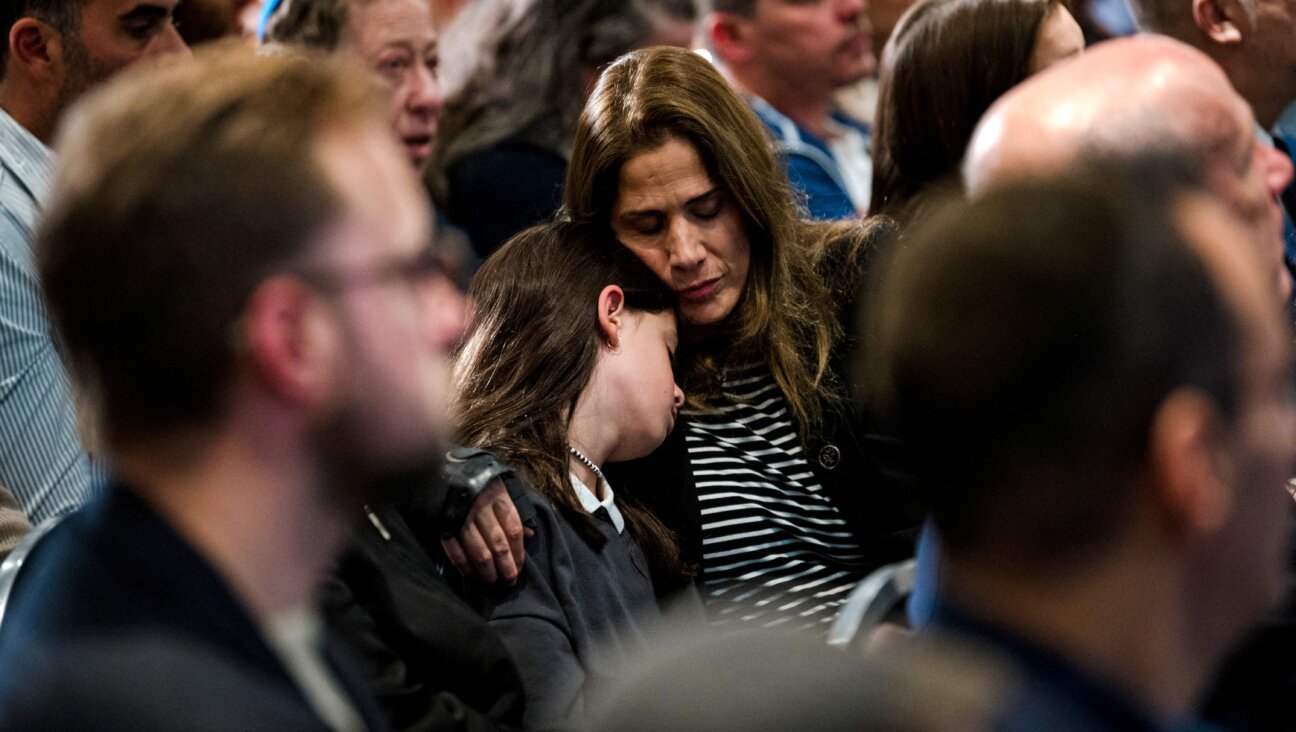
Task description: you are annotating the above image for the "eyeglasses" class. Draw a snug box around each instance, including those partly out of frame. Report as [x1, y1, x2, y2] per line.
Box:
[296, 248, 452, 295]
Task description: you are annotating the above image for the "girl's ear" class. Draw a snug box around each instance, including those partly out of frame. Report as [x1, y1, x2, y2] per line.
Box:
[597, 285, 626, 348]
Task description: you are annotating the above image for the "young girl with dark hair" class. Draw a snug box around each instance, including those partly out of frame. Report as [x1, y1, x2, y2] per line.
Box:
[451, 220, 687, 731]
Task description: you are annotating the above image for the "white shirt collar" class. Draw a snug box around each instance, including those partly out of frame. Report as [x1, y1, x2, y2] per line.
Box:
[569, 471, 625, 534]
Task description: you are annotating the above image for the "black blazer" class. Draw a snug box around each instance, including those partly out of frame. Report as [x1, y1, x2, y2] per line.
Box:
[323, 498, 526, 732]
[443, 140, 567, 261]
[0, 485, 389, 731]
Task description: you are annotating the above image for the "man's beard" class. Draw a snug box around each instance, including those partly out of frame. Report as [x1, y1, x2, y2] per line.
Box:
[55, 32, 109, 119]
[311, 397, 447, 511]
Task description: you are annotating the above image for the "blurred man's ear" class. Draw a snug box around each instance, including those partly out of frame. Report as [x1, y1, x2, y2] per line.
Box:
[241, 276, 343, 412]
[1146, 388, 1235, 542]
[708, 12, 755, 66]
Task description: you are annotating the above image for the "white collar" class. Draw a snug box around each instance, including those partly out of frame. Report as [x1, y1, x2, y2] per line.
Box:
[569, 471, 625, 534]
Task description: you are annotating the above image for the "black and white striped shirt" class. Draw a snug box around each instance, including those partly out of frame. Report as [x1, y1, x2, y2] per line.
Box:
[685, 364, 867, 635]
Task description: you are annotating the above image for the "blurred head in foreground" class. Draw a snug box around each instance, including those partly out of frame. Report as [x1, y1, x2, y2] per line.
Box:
[868, 161, 1295, 724]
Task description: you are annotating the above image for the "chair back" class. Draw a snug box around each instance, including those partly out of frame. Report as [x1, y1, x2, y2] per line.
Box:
[826, 558, 916, 652]
[0, 515, 66, 631]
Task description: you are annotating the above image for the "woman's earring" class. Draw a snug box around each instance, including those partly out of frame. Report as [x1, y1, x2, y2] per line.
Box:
[606, 335, 620, 351]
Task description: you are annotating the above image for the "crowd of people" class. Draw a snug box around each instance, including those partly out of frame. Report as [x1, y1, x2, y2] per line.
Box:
[0, 0, 1293, 730]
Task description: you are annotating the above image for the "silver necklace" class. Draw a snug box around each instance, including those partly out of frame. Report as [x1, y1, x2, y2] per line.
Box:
[569, 446, 606, 486]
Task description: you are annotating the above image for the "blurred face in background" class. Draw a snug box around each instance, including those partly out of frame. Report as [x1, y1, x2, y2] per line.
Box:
[727, 0, 875, 93]
[58, 0, 190, 108]
[310, 119, 458, 477]
[1177, 195, 1296, 654]
[343, 0, 442, 168]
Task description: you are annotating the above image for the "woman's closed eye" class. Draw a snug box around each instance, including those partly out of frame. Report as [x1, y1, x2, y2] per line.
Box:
[623, 213, 664, 236]
[689, 195, 722, 220]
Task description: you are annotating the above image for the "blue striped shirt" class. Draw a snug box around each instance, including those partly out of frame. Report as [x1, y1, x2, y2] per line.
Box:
[0, 106, 99, 523]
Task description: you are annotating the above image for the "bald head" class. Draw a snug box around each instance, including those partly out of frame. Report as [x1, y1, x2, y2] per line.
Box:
[964, 35, 1293, 299]
[964, 36, 1243, 193]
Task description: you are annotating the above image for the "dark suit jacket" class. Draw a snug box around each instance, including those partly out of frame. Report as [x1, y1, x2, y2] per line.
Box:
[0, 484, 389, 731]
[323, 498, 525, 732]
[442, 139, 566, 261]
[929, 605, 1168, 732]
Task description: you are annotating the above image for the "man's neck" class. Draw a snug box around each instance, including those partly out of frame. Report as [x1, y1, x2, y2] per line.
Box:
[729, 69, 839, 139]
[942, 551, 1203, 725]
[118, 427, 355, 624]
[1208, 51, 1288, 130]
[1236, 78, 1285, 132]
[0, 81, 58, 145]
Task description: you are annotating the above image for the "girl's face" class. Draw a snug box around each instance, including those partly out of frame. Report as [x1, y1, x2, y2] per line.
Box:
[598, 309, 685, 463]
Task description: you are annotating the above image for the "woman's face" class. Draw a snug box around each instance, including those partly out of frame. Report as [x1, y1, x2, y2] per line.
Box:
[1028, 4, 1084, 75]
[611, 137, 752, 333]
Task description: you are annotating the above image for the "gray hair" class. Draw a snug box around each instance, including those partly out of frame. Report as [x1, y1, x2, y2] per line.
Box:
[262, 0, 375, 51]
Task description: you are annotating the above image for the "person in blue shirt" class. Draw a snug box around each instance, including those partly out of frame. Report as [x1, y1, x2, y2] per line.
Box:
[707, 0, 875, 219]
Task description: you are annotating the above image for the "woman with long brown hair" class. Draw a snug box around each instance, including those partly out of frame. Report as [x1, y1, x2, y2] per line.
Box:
[560, 45, 923, 635]
[452, 220, 687, 730]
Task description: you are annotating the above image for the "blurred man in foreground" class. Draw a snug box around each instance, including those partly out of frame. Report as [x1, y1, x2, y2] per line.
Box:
[0, 46, 455, 730]
[871, 166, 1296, 730]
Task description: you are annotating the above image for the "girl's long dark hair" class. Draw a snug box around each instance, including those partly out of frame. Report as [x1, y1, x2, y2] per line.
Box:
[454, 220, 690, 584]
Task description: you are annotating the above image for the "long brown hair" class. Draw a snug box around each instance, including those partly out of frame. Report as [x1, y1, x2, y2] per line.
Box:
[870, 0, 1063, 225]
[454, 220, 689, 582]
[563, 45, 882, 435]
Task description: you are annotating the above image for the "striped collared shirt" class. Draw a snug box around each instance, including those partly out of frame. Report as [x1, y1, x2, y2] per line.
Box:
[0, 106, 99, 523]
